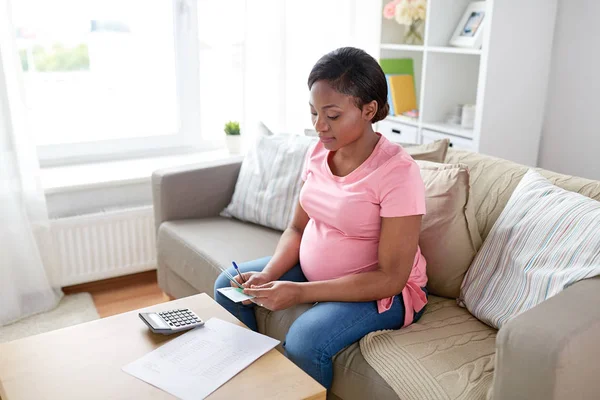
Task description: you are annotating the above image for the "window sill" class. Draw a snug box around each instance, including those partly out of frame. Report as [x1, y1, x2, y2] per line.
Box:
[42, 149, 244, 195]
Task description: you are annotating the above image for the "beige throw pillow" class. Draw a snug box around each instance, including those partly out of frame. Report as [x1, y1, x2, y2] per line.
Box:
[404, 139, 450, 163]
[418, 161, 482, 298]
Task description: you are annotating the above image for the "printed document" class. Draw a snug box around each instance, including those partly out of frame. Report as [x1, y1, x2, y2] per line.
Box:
[123, 318, 279, 399]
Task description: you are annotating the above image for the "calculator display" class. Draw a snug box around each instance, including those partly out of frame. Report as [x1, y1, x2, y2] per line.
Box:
[149, 313, 168, 329]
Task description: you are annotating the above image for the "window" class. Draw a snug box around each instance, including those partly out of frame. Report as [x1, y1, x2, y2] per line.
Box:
[11, 0, 241, 165]
[197, 0, 245, 143]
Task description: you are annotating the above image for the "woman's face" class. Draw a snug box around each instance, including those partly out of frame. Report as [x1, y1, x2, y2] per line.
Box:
[309, 80, 374, 151]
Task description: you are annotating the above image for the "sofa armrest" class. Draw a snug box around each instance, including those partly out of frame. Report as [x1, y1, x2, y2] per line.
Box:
[492, 277, 600, 400]
[152, 159, 242, 231]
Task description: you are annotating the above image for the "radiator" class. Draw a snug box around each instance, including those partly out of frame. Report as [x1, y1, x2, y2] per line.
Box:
[51, 206, 157, 286]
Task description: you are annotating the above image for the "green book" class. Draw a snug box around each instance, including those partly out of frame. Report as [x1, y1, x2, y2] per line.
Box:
[379, 58, 414, 76]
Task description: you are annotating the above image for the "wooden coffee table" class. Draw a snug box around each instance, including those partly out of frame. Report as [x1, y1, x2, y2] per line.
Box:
[0, 293, 325, 400]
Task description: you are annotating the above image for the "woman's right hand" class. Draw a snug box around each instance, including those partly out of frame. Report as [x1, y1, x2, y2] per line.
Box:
[234, 271, 272, 288]
[232, 271, 274, 305]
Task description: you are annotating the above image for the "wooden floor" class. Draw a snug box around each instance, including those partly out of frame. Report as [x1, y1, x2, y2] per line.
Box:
[63, 271, 172, 318]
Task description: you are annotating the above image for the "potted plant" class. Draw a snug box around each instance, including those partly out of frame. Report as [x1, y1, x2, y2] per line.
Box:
[224, 121, 241, 154]
[383, 0, 427, 45]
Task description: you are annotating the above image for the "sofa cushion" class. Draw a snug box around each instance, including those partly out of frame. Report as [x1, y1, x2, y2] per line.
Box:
[446, 149, 600, 241]
[157, 217, 281, 297]
[403, 139, 450, 163]
[221, 134, 315, 231]
[418, 161, 482, 298]
[459, 170, 600, 329]
[360, 295, 496, 400]
[256, 296, 496, 400]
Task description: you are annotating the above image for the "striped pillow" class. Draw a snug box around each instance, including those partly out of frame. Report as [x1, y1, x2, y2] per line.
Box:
[221, 135, 316, 231]
[458, 169, 600, 329]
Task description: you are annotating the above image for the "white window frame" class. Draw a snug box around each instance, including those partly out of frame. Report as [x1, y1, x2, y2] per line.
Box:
[37, 0, 217, 167]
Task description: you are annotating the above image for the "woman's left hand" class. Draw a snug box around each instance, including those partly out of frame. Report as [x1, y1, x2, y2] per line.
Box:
[243, 281, 303, 311]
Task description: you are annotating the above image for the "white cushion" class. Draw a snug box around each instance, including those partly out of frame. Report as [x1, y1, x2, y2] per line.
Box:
[221, 135, 316, 231]
[459, 169, 600, 329]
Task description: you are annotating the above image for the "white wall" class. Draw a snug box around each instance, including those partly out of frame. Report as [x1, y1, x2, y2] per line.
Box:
[538, 0, 600, 180]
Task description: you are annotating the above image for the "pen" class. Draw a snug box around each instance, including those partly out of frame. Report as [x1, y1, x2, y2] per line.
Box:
[232, 261, 246, 284]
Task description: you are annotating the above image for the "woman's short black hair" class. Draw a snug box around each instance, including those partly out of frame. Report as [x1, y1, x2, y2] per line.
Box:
[308, 47, 389, 123]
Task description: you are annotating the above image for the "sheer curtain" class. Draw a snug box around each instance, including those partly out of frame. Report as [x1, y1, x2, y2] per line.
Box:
[243, 0, 380, 140]
[0, 0, 62, 326]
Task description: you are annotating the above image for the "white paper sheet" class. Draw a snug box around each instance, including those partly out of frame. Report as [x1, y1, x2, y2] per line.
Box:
[217, 287, 255, 303]
[123, 318, 279, 399]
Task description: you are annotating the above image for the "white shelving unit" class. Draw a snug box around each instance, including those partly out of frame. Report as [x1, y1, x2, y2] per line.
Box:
[374, 0, 558, 165]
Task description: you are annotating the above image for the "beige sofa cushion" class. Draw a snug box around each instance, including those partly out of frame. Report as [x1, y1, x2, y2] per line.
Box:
[418, 161, 482, 298]
[157, 217, 281, 297]
[403, 139, 450, 163]
[255, 296, 496, 400]
[360, 295, 496, 400]
[446, 150, 600, 241]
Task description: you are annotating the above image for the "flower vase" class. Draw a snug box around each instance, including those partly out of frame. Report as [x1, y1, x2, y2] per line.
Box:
[404, 19, 424, 45]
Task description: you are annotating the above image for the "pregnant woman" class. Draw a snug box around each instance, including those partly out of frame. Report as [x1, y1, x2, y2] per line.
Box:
[215, 47, 428, 389]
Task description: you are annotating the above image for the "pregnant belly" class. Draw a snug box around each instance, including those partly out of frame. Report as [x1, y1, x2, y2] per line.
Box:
[299, 220, 379, 281]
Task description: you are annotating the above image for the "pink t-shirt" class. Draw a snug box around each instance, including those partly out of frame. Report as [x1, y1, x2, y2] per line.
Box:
[299, 134, 428, 327]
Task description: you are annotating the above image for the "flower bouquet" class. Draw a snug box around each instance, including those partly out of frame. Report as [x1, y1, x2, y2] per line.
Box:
[383, 0, 427, 45]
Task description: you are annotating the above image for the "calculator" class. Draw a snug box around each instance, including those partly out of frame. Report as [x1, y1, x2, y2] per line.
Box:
[138, 308, 204, 335]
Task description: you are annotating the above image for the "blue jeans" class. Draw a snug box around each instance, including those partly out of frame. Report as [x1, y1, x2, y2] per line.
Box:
[214, 257, 426, 389]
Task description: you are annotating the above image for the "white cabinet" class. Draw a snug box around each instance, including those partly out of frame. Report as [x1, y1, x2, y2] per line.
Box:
[422, 129, 474, 152]
[374, 0, 558, 166]
[377, 119, 419, 144]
